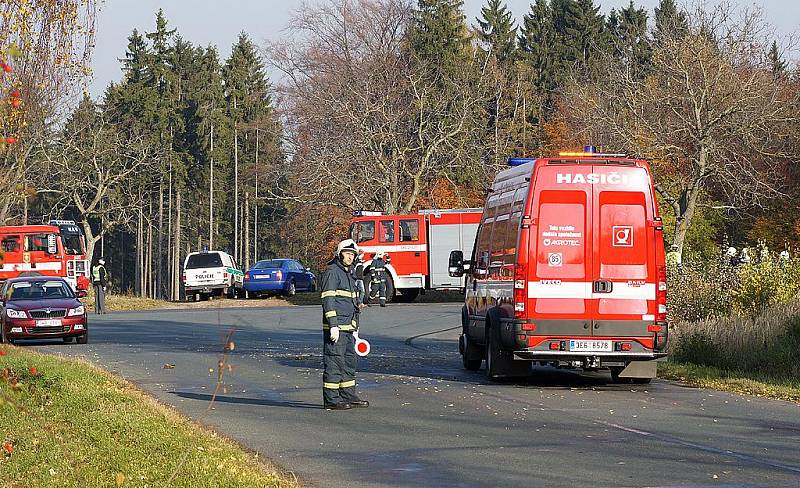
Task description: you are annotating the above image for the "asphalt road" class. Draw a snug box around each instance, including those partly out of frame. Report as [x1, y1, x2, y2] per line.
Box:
[32, 302, 800, 488]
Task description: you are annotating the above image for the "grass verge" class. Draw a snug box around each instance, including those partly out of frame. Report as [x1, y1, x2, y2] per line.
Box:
[658, 360, 800, 404]
[84, 290, 167, 313]
[0, 345, 300, 487]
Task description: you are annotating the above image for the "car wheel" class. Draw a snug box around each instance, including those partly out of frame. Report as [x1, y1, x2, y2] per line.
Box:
[309, 279, 317, 292]
[62, 336, 74, 344]
[0, 325, 6, 344]
[76, 332, 88, 344]
[285, 281, 296, 297]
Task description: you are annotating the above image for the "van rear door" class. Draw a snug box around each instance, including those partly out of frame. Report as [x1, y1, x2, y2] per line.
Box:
[591, 165, 656, 338]
[529, 166, 593, 336]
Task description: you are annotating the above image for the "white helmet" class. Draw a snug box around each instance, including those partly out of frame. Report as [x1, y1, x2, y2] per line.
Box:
[374, 251, 384, 259]
[726, 247, 737, 257]
[335, 239, 359, 257]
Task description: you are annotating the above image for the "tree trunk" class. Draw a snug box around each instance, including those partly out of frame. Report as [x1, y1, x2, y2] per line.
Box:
[254, 128, 259, 262]
[209, 122, 215, 250]
[157, 178, 164, 299]
[167, 161, 173, 300]
[174, 190, 181, 301]
[136, 208, 143, 296]
[244, 192, 250, 270]
[234, 109, 239, 263]
[147, 201, 153, 298]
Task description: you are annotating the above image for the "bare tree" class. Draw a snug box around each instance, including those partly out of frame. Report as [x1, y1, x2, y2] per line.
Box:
[266, 0, 490, 214]
[562, 4, 800, 256]
[38, 110, 161, 266]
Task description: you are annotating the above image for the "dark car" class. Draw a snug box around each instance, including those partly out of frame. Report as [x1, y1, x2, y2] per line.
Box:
[0, 277, 88, 344]
[243, 259, 317, 298]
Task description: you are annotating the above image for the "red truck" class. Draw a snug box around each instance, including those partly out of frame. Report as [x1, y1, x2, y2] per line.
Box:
[449, 151, 668, 382]
[0, 220, 90, 291]
[349, 208, 482, 301]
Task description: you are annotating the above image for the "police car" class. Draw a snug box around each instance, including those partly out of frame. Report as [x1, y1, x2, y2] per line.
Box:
[182, 250, 244, 301]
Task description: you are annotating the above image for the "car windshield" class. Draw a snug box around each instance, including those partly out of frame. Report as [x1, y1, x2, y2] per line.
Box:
[62, 232, 84, 255]
[253, 260, 284, 269]
[186, 253, 223, 269]
[9, 280, 74, 300]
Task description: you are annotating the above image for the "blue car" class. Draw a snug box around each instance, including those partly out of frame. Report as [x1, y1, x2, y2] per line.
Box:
[243, 259, 317, 298]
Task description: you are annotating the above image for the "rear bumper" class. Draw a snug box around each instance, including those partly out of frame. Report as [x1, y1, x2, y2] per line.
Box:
[243, 281, 286, 292]
[513, 350, 667, 361]
[4, 316, 87, 340]
[185, 283, 227, 293]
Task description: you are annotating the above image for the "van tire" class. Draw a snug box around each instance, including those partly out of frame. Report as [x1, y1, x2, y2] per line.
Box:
[609, 367, 625, 383]
[460, 334, 483, 371]
[632, 377, 652, 384]
[485, 318, 530, 380]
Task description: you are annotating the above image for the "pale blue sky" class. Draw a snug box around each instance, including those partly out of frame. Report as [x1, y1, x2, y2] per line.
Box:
[89, 1, 798, 98]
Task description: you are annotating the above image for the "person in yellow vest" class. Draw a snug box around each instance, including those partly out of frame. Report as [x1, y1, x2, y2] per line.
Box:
[91, 258, 109, 315]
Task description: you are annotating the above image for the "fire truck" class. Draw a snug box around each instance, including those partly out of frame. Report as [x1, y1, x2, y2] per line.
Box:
[0, 220, 90, 291]
[349, 208, 482, 302]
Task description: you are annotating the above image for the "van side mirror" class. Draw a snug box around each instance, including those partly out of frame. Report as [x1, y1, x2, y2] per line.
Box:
[47, 234, 58, 255]
[449, 250, 465, 277]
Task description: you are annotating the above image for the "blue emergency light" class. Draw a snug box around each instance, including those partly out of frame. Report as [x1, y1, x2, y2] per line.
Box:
[508, 157, 535, 167]
[583, 145, 597, 153]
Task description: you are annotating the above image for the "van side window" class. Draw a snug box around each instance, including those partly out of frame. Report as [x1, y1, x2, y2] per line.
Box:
[379, 220, 395, 243]
[503, 187, 527, 277]
[474, 204, 497, 277]
[399, 219, 419, 242]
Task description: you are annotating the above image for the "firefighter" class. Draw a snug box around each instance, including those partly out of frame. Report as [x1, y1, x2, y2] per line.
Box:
[353, 249, 367, 306]
[369, 251, 390, 307]
[321, 239, 369, 411]
[91, 257, 109, 315]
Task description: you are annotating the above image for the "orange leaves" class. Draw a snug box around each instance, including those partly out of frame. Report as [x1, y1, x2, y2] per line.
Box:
[28, 366, 38, 377]
[2, 440, 13, 455]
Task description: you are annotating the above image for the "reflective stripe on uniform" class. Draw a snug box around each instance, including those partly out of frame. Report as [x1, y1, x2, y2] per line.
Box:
[321, 289, 357, 298]
[339, 380, 355, 388]
[323, 382, 340, 389]
[338, 323, 355, 332]
[324, 310, 337, 318]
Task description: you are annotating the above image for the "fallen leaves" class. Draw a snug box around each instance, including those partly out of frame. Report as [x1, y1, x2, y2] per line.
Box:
[2, 440, 13, 455]
[115, 472, 125, 485]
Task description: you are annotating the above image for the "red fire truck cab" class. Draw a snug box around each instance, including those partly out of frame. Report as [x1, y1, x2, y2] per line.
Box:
[0, 220, 90, 291]
[349, 208, 482, 301]
[449, 152, 668, 382]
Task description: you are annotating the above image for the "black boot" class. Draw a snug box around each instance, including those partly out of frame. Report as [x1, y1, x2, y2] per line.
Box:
[324, 402, 352, 411]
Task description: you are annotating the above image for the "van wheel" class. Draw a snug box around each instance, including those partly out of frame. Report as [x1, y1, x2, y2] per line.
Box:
[460, 334, 483, 371]
[632, 377, 652, 384]
[609, 367, 625, 383]
[485, 319, 530, 380]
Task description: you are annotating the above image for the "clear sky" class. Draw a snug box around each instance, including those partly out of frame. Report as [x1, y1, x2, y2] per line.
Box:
[88, 0, 799, 98]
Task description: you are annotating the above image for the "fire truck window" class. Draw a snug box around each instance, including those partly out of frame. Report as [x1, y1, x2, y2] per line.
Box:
[353, 221, 375, 243]
[25, 234, 50, 252]
[62, 233, 83, 255]
[399, 219, 419, 242]
[379, 220, 395, 243]
[1, 236, 20, 253]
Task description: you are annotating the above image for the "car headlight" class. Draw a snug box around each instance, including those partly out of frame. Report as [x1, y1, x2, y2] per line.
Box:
[6, 309, 27, 319]
[68, 306, 85, 317]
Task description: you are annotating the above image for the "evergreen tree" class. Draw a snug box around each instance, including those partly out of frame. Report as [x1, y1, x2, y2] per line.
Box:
[653, 0, 688, 46]
[475, 0, 517, 64]
[607, 1, 651, 76]
[145, 9, 178, 139]
[768, 41, 788, 79]
[519, 0, 556, 96]
[551, 0, 606, 77]
[408, 0, 471, 73]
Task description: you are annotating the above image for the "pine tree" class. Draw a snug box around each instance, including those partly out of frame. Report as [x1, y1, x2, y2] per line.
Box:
[475, 0, 517, 64]
[519, 0, 556, 95]
[653, 0, 688, 46]
[607, 1, 652, 77]
[408, 0, 471, 73]
[768, 41, 788, 80]
[551, 0, 606, 76]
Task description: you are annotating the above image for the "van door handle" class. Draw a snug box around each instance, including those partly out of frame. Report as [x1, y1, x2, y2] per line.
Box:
[593, 280, 613, 293]
[415, 252, 420, 256]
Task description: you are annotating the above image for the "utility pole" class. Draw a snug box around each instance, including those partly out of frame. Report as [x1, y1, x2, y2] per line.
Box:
[209, 121, 214, 250]
[254, 128, 259, 262]
[233, 97, 239, 263]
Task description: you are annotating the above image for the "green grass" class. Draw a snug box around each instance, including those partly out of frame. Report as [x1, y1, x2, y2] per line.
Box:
[0, 345, 299, 487]
[658, 360, 800, 403]
[84, 290, 167, 313]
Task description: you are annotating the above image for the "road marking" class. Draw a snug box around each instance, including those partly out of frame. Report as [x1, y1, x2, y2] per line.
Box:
[404, 325, 461, 350]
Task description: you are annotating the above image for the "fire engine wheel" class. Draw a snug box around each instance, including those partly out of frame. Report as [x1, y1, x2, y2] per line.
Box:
[394, 288, 420, 303]
[384, 276, 395, 303]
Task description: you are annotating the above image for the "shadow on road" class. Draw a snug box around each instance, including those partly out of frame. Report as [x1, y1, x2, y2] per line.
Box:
[173, 391, 321, 410]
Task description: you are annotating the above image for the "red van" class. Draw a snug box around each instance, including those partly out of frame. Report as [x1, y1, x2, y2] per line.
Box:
[449, 152, 668, 382]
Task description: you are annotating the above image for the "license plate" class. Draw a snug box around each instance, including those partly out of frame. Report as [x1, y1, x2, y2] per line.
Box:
[569, 340, 612, 352]
[36, 319, 62, 327]
[256, 275, 269, 279]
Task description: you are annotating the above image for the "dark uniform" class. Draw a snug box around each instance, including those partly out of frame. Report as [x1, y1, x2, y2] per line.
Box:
[369, 254, 390, 307]
[91, 261, 108, 315]
[321, 257, 362, 407]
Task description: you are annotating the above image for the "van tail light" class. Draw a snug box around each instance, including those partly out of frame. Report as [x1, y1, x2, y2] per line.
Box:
[182, 273, 186, 283]
[654, 264, 668, 350]
[514, 263, 527, 318]
[276, 270, 283, 280]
